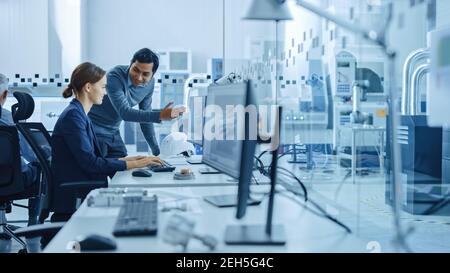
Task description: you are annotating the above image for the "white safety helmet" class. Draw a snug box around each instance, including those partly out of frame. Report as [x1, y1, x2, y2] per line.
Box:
[160, 132, 195, 157]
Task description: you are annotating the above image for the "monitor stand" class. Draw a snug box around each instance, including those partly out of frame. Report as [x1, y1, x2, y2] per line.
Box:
[224, 114, 286, 245]
[187, 155, 203, 165]
[198, 167, 221, 174]
[187, 159, 203, 164]
[224, 225, 286, 245]
[204, 195, 261, 208]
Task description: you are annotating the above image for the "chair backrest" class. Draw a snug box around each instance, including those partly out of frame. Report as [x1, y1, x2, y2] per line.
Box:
[16, 123, 53, 209]
[12, 91, 35, 123]
[11, 92, 54, 219]
[0, 125, 26, 197]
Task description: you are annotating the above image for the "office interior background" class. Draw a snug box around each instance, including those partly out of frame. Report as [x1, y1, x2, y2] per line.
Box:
[1, 0, 450, 253]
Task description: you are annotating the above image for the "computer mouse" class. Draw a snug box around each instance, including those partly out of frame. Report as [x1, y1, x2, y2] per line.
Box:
[132, 169, 152, 177]
[77, 234, 117, 251]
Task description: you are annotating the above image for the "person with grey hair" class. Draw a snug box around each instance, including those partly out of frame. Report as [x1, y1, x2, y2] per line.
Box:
[0, 73, 41, 229]
[0, 73, 13, 124]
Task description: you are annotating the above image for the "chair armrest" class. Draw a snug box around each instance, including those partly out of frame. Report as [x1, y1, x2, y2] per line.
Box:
[59, 181, 106, 191]
[14, 222, 66, 239]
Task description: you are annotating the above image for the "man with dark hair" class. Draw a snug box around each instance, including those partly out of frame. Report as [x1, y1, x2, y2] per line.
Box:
[89, 48, 185, 158]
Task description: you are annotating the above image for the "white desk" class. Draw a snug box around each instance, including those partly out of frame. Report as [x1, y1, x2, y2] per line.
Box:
[44, 185, 368, 253]
[109, 160, 270, 188]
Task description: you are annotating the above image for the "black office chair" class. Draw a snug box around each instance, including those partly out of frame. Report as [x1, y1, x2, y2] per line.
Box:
[0, 127, 62, 252]
[12, 91, 35, 124]
[11, 92, 105, 242]
[0, 92, 105, 251]
[0, 125, 31, 252]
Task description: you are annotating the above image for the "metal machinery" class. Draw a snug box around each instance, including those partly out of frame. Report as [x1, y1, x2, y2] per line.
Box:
[329, 49, 388, 169]
[386, 27, 450, 215]
[279, 59, 332, 167]
[386, 46, 444, 215]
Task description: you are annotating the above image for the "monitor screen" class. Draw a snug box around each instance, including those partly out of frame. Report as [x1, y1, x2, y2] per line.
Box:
[202, 82, 249, 179]
[187, 94, 206, 146]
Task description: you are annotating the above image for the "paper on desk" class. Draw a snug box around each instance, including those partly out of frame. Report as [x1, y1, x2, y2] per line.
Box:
[150, 189, 203, 214]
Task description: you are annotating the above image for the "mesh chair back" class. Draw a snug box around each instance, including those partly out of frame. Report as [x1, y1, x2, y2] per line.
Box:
[0, 126, 25, 196]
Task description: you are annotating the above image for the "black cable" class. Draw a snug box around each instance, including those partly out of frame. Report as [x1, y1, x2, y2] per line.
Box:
[423, 192, 450, 215]
[251, 173, 260, 185]
[258, 144, 306, 163]
[277, 145, 306, 159]
[252, 154, 350, 233]
[275, 167, 308, 202]
[254, 155, 269, 178]
[254, 155, 265, 172]
[257, 150, 268, 160]
[278, 191, 352, 234]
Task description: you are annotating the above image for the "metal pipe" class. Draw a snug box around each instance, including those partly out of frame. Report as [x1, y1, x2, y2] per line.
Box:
[401, 48, 430, 115]
[410, 64, 430, 116]
[352, 84, 362, 115]
[295, 0, 386, 47]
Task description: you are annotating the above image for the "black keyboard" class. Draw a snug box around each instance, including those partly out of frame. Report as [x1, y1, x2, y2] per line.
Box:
[148, 160, 176, 172]
[112, 196, 158, 237]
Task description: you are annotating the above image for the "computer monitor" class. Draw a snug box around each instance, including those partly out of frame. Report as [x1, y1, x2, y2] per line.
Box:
[187, 91, 207, 146]
[223, 81, 286, 245]
[202, 82, 253, 179]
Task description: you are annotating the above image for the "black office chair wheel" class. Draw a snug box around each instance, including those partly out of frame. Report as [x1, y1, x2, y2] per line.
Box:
[18, 248, 28, 253]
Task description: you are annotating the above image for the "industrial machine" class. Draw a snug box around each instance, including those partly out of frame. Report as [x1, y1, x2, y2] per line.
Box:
[328, 50, 388, 169]
[385, 27, 450, 215]
[330, 50, 388, 152]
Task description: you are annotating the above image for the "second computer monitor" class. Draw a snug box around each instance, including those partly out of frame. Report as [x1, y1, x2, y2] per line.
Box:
[187, 91, 207, 146]
[202, 82, 254, 179]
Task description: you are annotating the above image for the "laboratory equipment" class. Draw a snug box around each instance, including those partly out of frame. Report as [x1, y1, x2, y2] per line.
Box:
[385, 45, 447, 215]
[157, 72, 190, 149]
[159, 132, 195, 157]
[333, 62, 387, 169]
[429, 27, 450, 127]
[330, 49, 388, 151]
[207, 58, 224, 82]
[402, 48, 430, 116]
[331, 51, 357, 97]
[156, 50, 192, 73]
[182, 74, 210, 159]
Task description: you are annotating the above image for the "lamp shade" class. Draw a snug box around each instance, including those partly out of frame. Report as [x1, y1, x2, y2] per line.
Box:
[243, 0, 293, 21]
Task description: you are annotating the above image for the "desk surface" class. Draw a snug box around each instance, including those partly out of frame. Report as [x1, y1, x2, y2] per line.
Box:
[109, 159, 270, 188]
[44, 185, 368, 253]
